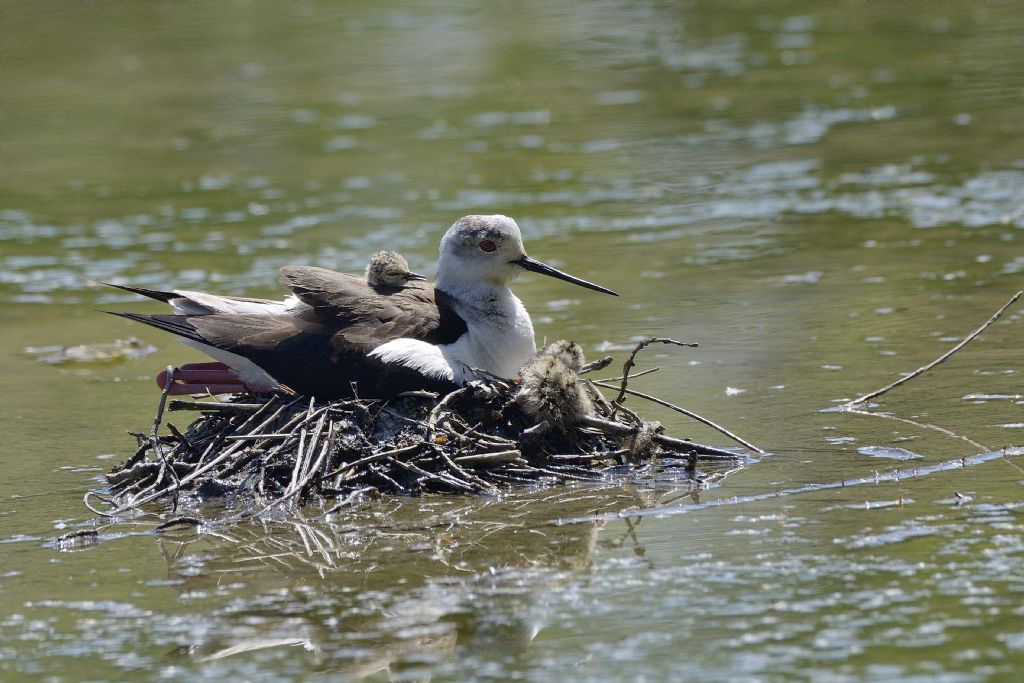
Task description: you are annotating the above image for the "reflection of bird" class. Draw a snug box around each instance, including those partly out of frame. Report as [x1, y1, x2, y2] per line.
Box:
[109, 215, 617, 399]
[365, 250, 426, 288]
[516, 340, 593, 429]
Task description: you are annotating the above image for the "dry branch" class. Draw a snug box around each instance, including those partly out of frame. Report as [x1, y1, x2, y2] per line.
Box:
[612, 337, 697, 405]
[841, 290, 1022, 408]
[592, 380, 763, 453]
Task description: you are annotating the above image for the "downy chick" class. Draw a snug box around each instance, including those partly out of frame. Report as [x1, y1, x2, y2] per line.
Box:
[516, 340, 593, 429]
[365, 250, 427, 288]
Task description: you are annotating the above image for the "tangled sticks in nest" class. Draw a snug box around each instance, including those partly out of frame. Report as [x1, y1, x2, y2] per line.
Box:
[91, 338, 757, 518]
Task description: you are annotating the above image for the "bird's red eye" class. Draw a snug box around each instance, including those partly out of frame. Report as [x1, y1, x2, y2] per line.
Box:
[479, 239, 497, 253]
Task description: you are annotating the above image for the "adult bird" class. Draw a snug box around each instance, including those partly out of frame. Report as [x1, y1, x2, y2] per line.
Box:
[110, 214, 617, 399]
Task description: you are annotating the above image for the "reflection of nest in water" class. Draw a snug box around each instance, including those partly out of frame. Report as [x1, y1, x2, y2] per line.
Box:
[88, 338, 751, 518]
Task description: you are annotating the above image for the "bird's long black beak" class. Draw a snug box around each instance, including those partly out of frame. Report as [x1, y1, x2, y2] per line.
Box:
[404, 271, 428, 281]
[515, 255, 618, 296]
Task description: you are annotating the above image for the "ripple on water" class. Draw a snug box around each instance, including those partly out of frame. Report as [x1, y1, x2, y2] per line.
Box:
[4, 145, 1021, 303]
[857, 446, 924, 461]
[693, 105, 896, 149]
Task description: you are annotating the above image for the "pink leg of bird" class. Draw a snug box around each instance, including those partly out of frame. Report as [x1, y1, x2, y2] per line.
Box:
[156, 362, 251, 395]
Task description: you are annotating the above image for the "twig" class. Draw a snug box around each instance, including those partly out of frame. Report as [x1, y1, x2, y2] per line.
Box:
[449, 421, 517, 448]
[56, 529, 100, 549]
[592, 380, 764, 454]
[83, 490, 115, 517]
[288, 428, 310, 496]
[840, 290, 1023, 408]
[392, 390, 440, 399]
[521, 421, 551, 437]
[104, 398, 303, 515]
[323, 444, 421, 479]
[388, 457, 477, 493]
[118, 441, 151, 471]
[591, 367, 660, 383]
[613, 338, 697, 406]
[225, 433, 290, 441]
[287, 400, 323, 495]
[579, 415, 741, 460]
[321, 487, 375, 516]
[169, 400, 265, 413]
[587, 383, 615, 417]
[427, 387, 469, 433]
[151, 366, 181, 508]
[258, 423, 333, 515]
[579, 356, 614, 374]
[151, 365, 174, 447]
[550, 450, 626, 462]
[154, 516, 202, 532]
[525, 464, 601, 482]
[453, 450, 522, 465]
[165, 423, 197, 457]
[429, 445, 498, 492]
[611, 399, 645, 430]
[368, 464, 409, 493]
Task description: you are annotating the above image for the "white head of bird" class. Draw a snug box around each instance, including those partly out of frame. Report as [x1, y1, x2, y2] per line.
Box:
[434, 215, 617, 297]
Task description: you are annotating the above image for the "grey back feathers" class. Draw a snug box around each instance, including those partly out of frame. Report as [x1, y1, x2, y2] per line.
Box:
[365, 251, 426, 288]
[516, 340, 593, 428]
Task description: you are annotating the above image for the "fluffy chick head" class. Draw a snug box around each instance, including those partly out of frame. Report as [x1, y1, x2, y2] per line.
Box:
[536, 338, 586, 372]
[365, 250, 426, 288]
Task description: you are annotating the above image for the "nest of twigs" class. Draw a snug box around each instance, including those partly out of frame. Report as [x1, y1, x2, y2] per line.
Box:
[88, 338, 756, 518]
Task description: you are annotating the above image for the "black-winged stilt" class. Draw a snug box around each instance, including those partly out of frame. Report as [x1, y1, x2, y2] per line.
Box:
[111, 215, 617, 398]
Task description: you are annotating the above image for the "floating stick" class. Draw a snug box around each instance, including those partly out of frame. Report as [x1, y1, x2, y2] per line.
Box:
[840, 290, 1022, 408]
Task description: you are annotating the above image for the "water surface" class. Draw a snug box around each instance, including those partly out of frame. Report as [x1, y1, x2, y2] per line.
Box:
[2, 2, 1023, 680]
